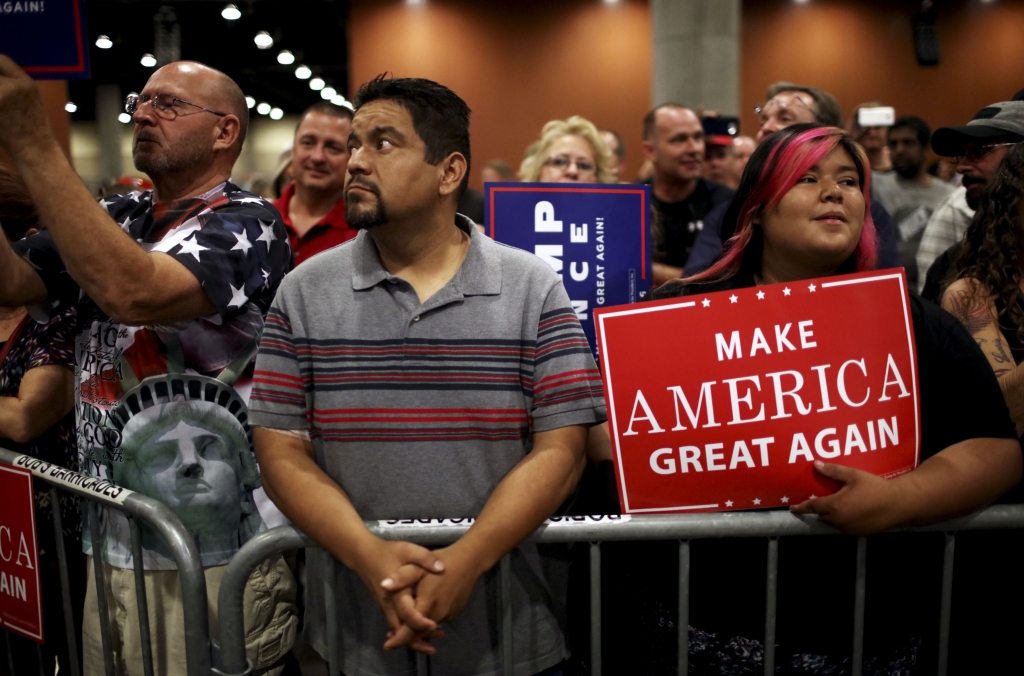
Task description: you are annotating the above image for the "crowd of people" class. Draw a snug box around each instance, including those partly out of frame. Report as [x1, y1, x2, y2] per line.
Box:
[0, 46, 1024, 676]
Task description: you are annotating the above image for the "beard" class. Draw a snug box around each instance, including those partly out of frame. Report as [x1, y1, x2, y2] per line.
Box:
[962, 174, 987, 210]
[893, 159, 922, 180]
[133, 130, 209, 177]
[345, 179, 388, 230]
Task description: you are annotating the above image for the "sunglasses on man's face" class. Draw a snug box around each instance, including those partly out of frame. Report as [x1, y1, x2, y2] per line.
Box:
[952, 142, 1016, 165]
[124, 93, 227, 120]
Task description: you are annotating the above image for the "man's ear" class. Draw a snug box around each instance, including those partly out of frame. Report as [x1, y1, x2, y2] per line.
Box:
[213, 115, 242, 154]
[641, 139, 656, 163]
[438, 152, 468, 197]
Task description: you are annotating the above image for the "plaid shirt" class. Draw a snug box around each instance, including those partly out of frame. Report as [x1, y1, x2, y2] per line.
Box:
[914, 186, 973, 293]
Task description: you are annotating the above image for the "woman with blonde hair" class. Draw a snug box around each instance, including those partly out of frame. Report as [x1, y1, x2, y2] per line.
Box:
[518, 115, 616, 183]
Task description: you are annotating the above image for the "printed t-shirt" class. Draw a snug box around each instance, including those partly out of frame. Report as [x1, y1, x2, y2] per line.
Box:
[249, 215, 607, 676]
[648, 177, 734, 270]
[600, 273, 1019, 675]
[14, 181, 292, 569]
[272, 182, 357, 266]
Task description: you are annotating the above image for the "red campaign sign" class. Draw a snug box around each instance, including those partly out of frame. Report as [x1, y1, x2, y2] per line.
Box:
[0, 463, 43, 643]
[594, 270, 920, 514]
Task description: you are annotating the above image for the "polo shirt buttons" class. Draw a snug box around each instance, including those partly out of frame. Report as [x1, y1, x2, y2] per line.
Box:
[413, 316, 420, 322]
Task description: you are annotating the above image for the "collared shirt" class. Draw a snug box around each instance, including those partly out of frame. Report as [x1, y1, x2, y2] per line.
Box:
[272, 182, 358, 266]
[915, 186, 974, 293]
[250, 215, 606, 676]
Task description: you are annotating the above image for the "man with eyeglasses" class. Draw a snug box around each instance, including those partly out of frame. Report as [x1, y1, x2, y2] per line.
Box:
[917, 101, 1024, 295]
[0, 56, 297, 675]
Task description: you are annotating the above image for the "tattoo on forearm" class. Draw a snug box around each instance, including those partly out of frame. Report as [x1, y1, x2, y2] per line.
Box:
[992, 337, 1014, 364]
[995, 369, 1013, 377]
[948, 292, 996, 335]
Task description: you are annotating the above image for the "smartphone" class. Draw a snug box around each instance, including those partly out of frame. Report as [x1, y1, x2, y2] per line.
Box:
[857, 107, 895, 128]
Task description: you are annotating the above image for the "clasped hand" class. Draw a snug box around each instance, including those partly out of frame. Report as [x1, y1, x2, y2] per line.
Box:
[791, 460, 906, 536]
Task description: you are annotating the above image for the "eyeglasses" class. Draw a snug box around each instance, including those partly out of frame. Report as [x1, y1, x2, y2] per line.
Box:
[952, 142, 1017, 164]
[755, 94, 815, 123]
[544, 156, 595, 173]
[124, 93, 228, 120]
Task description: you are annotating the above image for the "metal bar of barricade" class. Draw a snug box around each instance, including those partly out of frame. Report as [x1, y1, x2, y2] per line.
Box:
[130, 518, 156, 676]
[937, 531, 956, 676]
[325, 560, 341, 676]
[88, 502, 116, 676]
[678, 539, 690, 676]
[852, 537, 867, 676]
[1, 447, 212, 676]
[589, 542, 601, 676]
[764, 537, 778, 676]
[415, 651, 428, 676]
[36, 642, 44, 676]
[4, 629, 14, 676]
[49, 486, 81, 676]
[500, 553, 514, 676]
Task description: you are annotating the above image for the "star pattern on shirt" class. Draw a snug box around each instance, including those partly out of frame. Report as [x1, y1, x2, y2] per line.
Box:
[227, 282, 249, 309]
[177, 234, 208, 261]
[756, 290, 766, 300]
[231, 229, 253, 253]
[702, 298, 711, 307]
[256, 220, 278, 250]
[729, 294, 738, 304]
[783, 287, 792, 296]
[752, 498, 761, 505]
[234, 196, 266, 205]
[261, 267, 271, 288]
[808, 283, 817, 292]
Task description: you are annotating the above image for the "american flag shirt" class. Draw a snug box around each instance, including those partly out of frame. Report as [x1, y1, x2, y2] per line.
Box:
[15, 181, 292, 569]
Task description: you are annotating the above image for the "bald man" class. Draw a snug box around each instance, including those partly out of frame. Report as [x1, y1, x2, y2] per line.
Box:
[0, 57, 297, 675]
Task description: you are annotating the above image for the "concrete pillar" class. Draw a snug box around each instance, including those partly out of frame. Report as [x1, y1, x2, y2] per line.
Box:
[95, 84, 125, 182]
[651, 0, 740, 115]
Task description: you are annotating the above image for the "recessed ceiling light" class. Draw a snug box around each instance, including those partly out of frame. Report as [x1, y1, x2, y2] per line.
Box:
[140, 53, 157, 68]
[95, 35, 113, 49]
[277, 49, 295, 65]
[65, 102, 78, 113]
[221, 3, 241, 20]
[256, 102, 271, 116]
[294, 65, 312, 79]
[321, 87, 337, 100]
[254, 31, 273, 49]
[245, 96, 255, 109]
[309, 77, 325, 91]
[118, 113, 132, 124]
[270, 107, 284, 120]
[331, 96, 352, 111]
[406, 0, 425, 5]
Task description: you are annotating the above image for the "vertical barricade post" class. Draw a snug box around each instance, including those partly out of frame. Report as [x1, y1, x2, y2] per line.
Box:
[764, 537, 779, 676]
[87, 502, 116, 676]
[49, 486, 81, 676]
[678, 539, 690, 676]
[852, 537, 867, 676]
[500, 553, 514, 675]
[129, 518, 156, 676]
[937, 531, 956, 676]
[590, 542, 601, 676]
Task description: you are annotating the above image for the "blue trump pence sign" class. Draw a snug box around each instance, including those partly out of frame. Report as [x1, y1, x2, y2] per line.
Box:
[485, 182, 652, 359]
[0, 0, 90, 80]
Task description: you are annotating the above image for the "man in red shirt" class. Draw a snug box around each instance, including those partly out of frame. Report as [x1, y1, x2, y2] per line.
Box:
[274, 101, 358, 265]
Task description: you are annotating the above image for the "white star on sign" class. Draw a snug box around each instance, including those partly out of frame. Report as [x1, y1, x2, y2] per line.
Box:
[783, 287, 792, 296]
[752, 498, 761, 505]
[808, 283, 817, 292]
[256, 220, 278, 250]
[725, 500, 733, 507]
[729, 294, 738, 304]
[227, 283, 248, 309]
[235, 196, 266, 205]
[231, 229, 253, 253]
[177, 235, 208, 261]
[702, 298, 711, 307]
[756, 290, 766, 300]
[781, 496, 789, 503]
[809, 494, 817, 500]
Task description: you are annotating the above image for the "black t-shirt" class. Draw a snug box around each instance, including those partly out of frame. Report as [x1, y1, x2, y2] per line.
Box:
[649, 178, 734, 269]
[602, 273, 1019, 675]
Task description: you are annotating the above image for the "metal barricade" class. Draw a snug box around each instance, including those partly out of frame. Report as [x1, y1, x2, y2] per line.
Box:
[216, 505, 1024, 676]
[0, 446, 212, 676]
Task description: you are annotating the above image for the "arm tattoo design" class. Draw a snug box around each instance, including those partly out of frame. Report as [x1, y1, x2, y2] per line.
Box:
[992, 337, 1015, 365]
[947, 291, 996, 335]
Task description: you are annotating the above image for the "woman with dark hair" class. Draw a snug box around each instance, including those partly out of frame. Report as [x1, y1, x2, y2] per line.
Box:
[610, 124, 1022, 674]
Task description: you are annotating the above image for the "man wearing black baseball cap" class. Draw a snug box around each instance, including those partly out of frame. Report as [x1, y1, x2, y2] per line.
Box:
[916, 101, 1024, 292]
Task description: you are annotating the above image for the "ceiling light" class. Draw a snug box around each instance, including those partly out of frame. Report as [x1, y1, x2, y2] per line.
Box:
[245, 96, 255, 109]
[309, 77, 325, 91]
[118, 113, 132, 124]
[256, 102, 271, 116]
[221, 3, 241, 20]
[331, 95, 347, 106]
[294, 65, 311, 79]
[406, 0, 425, 5]
[65, 102, 78, 113]
[95, 35, 113, 49]
[320, 87, 337, 100]
[277, 49, 295, 65]
[254, 31, 273, 49]
[269, 107, 284, 120]
[140, 53, 157, 68]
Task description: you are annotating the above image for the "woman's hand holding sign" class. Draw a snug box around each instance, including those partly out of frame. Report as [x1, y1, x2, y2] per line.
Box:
[791, 460, 906, 535]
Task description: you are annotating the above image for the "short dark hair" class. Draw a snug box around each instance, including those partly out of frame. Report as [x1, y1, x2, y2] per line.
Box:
[296, 100, 353, 134]
[890, 115, 932, 148]
[599, 128, 626, 160]
[764, 82, 843, 127]
[642, 103, 688, 141]
[0, 166, 39, 242]
[353, 75, 471, 198]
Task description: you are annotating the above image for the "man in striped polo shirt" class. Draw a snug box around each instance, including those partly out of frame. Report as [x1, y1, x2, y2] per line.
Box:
[250, 75, 607, 675]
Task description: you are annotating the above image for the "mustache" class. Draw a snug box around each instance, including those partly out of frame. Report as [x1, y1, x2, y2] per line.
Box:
[961, 174, 987, 188]
[346, 177, 381, 198]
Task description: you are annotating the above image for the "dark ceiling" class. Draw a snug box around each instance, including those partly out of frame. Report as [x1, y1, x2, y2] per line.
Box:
[68, 0, 350, 121]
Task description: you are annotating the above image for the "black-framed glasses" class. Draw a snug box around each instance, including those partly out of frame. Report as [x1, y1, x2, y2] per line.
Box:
[952, 142, 1016, 164]
[544, 156, 596, 173]
[124, 93, 227, 120]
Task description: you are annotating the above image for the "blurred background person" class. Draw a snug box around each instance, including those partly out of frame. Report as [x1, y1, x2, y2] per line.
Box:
[518, 115, 615, 184]
[0, 166, 82, 676]
[848, 101, 893, 172]
[730, 135, 757, 186]
[599, 127, 627, 181]
[703, 136, 736, 189]
[480, 159, 514, 185]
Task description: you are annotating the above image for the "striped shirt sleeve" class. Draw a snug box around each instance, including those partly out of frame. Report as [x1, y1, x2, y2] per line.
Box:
[250, 292, 310, 431]
[530, 281, 607, 432]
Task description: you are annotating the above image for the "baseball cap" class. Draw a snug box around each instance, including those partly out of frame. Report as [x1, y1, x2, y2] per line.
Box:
[931, 101, 1024, 157]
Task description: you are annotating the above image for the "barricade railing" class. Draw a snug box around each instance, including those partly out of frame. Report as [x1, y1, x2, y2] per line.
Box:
[216, 505, 1024, 676]
[0, 446, 212, 676]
